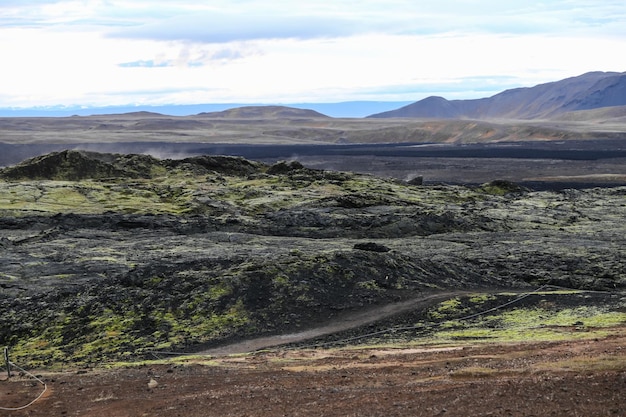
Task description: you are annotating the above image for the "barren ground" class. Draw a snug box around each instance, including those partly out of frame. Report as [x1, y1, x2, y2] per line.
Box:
[1, 327, 624, 417]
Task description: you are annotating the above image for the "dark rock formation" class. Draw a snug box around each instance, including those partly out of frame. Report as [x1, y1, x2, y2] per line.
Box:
[353, 242, 391, 252]
[0, 150, 264, 181]
[406, 175, 423, 186]
[0, 150, 141, 180]
[267, 160, 305, 175]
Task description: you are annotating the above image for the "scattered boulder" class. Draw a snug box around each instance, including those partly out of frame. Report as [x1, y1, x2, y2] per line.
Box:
[336, 193, 393, 208]
[479, 180, 530, 195]
[173, 155, 263, 176]
[406, 175, 423, 186]
[148, 378, 158, 389]
[267, 160, 304, 175]
[353, 242, 391, 252]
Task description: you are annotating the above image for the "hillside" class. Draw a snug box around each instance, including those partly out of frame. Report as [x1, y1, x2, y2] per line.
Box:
[552, 105, 626, 123]
[0, 150, 624, 368]
[196, 105, 329, 119]
[369, 71, 626, 119]
[2, 111, 626, 171]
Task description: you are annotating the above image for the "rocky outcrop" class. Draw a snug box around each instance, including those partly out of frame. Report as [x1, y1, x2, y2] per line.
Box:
[0, 150, 141, 180]
[0, 151, 625, 366]
[172, 155, 263, 176]
[0, 150, 264, 181]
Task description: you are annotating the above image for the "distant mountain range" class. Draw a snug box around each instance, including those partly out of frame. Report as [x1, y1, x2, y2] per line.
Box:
[0, 101, 412, 119]
[369, 71, 626, 119]
[2, 72, 625, 121]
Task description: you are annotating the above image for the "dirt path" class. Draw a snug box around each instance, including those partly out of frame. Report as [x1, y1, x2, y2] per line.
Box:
[200, 291, 476, 355]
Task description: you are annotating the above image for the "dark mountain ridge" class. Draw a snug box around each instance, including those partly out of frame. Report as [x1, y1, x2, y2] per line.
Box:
[369, 71, 626, 120]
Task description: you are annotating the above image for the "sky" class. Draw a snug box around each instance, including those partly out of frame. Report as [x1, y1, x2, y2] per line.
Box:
[1, 0, 626, 109]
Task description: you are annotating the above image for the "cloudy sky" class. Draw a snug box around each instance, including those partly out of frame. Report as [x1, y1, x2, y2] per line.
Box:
[1, 0, 625, 109]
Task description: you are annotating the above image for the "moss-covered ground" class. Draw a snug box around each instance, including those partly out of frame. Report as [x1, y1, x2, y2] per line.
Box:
[0, 151, 625, 367]
[297, 290, 626, 350]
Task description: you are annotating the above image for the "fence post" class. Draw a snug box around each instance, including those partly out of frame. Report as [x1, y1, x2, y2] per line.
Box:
[4, 347, 10, 379]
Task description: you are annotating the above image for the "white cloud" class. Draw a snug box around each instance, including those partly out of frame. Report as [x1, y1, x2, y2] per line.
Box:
[102, 1, 626, 42]
[107, 12, 361, 43]
[1, 1, 625, 108]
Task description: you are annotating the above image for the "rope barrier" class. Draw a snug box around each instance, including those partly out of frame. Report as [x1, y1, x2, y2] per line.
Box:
[287, 285, 552, 350]
[0, 359, 48, 411]
[149, 285, 556, 357]
[0, 284, 611, 411]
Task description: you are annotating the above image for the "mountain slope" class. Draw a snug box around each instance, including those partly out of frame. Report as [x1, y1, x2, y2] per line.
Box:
[196, 105, 329, 119]
[369, 71, 626, 120]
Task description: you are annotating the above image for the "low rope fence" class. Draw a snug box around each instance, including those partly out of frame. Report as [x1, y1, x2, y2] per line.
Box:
[0, 284, 613, 410]
[0, 348, 48, 411]
[288, 284, 552, 350]
[150, 284, 556, 359]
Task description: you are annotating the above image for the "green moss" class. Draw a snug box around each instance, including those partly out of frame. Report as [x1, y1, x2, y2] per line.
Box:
[496, 306, 617, 327]
[478, 180, 527, 196]
[9, 293, 254, 367]
[428, 297, 468, 320]
[468, 294, 497, 304]
[11, 338, 67, 368]
[435, 326, 617, 343]
[3, 154, 625, 367]
[356, 280, 382, 291]
[430, 306, 626, 344]
[0, 176, 207, 215]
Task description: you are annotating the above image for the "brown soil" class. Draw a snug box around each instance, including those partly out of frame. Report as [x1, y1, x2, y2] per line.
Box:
[2, 328, 624, 417]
